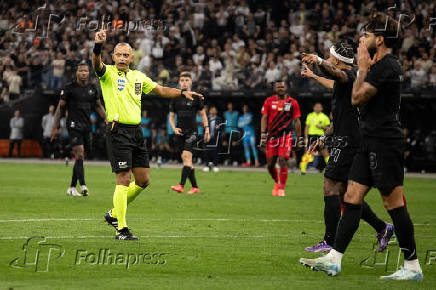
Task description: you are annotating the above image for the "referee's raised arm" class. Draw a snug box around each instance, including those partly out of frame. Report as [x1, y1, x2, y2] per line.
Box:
[92, 30, 106, 77]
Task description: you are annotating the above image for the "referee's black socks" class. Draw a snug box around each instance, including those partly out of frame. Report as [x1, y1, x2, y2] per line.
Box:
[388, 206, 418, 260]
[334, 202, 362, 254]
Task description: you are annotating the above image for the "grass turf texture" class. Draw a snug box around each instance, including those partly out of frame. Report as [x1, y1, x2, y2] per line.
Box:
[0, 162, 435, 289]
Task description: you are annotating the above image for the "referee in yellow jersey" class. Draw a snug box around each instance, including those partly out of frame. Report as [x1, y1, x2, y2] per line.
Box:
[92, 30, 202, 240]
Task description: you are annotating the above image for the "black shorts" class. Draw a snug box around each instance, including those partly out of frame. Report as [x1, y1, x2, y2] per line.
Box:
[176, 132, 198, 153]
[348, 137, 405, 189]
[106, 123, 150, 173]
[69, 127, 91, 149]
[324, 146, 357, 182]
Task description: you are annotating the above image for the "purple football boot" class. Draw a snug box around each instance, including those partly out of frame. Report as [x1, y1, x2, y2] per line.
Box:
[304, 240, 332, 252]
[377, 223, 395, 252]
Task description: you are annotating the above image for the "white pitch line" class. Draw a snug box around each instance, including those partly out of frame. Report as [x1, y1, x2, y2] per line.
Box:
[0, 217, 432, 226]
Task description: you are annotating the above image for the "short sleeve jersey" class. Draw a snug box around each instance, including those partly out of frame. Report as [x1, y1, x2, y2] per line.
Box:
[97, 64, 157, 125]
[261, 95, 301, 139]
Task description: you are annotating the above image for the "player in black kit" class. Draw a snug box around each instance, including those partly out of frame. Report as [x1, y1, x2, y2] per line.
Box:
[300, 12, 423, 280]
[300, 42, 393, 253]
[51, 61, 107, 197]
[170, 72, 210, 194]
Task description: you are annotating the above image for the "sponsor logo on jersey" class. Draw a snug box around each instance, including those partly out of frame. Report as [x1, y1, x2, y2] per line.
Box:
[284, 103, 292, 111]
[272, 105, 277, 110]
[117, 79, 126, 91]
[135, 83, 141, 95]
[89, 88, 94, 95]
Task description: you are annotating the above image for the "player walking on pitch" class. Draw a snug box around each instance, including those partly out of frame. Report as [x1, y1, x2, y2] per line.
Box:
[299, 12, 423, 280]
[51, 61, 107, 197]
[300, 42, 394, 253]
[170, 72, 210, 194]
[260, 81, 301, 196]
[92, 30, 202, 240]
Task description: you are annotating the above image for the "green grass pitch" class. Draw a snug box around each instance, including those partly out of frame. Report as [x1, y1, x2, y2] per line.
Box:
[0, 162, 435, 289]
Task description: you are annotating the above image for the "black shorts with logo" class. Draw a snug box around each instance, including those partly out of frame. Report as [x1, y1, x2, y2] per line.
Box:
[348, 137, 405, 189]
[69, 127, 92, 149]
[324, 146, 357, 183]
[176, 131, 198, 153]
[106, 123, 150, 173]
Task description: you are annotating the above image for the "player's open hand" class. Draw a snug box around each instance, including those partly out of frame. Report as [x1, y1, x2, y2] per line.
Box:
[301, 64, 315, 78]
[301, 53, 319, 65]
[357, 40, 372, 71]
[182, 90, 203, 101]
[174, 128, 183, 135]
[204, 131, 211, 143]
[308, 138, 325, 155]
[95, 30, 106, 43]
[50, 128, 58, 142]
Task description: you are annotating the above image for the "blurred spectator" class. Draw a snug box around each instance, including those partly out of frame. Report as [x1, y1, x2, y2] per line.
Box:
[141, 110, 152, 150]
[52, 52, 66, 89]
[238, 104, 259, 167]
[203, 106, 222, 172]
[222, 102, 240, 166]
[41, 105, 55, 158]
[5, 69, 22, 101]
[428, 66, 436, 88]
[9, 110, 24, 157]
[410, 63, 427, 89]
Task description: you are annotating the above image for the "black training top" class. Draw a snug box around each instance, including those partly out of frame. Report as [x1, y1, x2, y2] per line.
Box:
[331, 68, 361, 147]
[169, 96, 204, 133]
[362, 54, 403, 139]
[60, 81, 99, 130]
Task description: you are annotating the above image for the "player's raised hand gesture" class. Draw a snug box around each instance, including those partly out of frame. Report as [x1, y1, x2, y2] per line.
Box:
[301, 64, 315, 78]
[357, 39, 373, 71]
[182, 90, 203, 101]
[95, 30, 106, 43]
[301, 53, 319, 65]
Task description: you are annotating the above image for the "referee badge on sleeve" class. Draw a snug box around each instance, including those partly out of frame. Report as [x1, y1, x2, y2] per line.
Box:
[135, 82, 141, 95]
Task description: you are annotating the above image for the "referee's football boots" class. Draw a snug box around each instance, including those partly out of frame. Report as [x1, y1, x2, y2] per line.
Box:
[115, 227, 138, 240]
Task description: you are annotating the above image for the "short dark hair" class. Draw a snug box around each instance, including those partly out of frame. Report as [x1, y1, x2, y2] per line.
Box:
[179, 71, 192, 79]
[363, 12, 402, 48]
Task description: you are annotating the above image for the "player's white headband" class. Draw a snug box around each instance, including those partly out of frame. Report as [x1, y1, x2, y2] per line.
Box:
[330, 46, 354, 64]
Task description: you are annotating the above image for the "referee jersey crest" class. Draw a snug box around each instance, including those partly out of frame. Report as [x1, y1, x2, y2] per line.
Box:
[117, 78, 126, 91]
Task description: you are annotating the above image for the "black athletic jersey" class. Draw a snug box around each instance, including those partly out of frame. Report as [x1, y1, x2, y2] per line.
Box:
[60, 82, 99, 130]
[169, 96, 204, 133]
[362, 54, 403, 139]
[331, 68, 361, 147]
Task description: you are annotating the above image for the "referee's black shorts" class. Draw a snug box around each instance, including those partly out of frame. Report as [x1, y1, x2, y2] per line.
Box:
[175, 131, 198, 153]
[348, 136, 405, 190]
[106, 123, 149, 173]
[324, 146, 357, 183]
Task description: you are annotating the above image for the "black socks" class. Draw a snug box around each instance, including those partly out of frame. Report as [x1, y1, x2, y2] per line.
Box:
[388, 206, 417, 260]
[180, 166, 191, 186]
[71, 159, 85, 187]
[334, 202, 362, 254]
[361, 201, 386, 233]
[188, 168, 198, 188]
[323, 195, 342, 246]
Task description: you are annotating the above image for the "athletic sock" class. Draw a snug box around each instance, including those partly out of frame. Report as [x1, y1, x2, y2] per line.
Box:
[323, 195, 341, 246]
[333, 202, 362, 254]
[111, 185, 129, 229]
[188, 168, 198, 188]
[279, 167, 288, 189]
[361, 201, 386, 233]
[76, 159, 85, 186]
[388, 206, 417, 261]
[268, 167, 278, 183]
[127, 181, 145, 204]
[180, 166, 191, 186]
[70, 161, 78, 187]
[326, 249, 343, 265]
[404, 259, 422, 272]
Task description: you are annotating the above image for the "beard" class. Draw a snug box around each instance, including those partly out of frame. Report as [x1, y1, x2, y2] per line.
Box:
[368, 46, 376, 59]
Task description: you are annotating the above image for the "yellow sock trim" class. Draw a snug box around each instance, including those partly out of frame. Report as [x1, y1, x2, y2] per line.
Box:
[127, 181, 145, 204]
[112, 185, 129, 229]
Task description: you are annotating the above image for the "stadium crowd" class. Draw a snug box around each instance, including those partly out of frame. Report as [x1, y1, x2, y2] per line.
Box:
[1, 0, 436, 103]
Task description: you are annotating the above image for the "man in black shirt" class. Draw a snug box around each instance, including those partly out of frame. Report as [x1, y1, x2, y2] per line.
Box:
[300, 42, 392, 254]
[51, 61, 107, 197]
[299, 12, 423, 281]
[169, 72, 210, 194]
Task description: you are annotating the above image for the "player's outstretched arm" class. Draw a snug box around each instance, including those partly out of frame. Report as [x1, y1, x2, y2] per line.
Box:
[51, 99, 67, 141]
[301, 64, 334, 89]
[92, 30, 106, 76]
[151, 84, 203, 101]
[302, 53, 348, 83]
